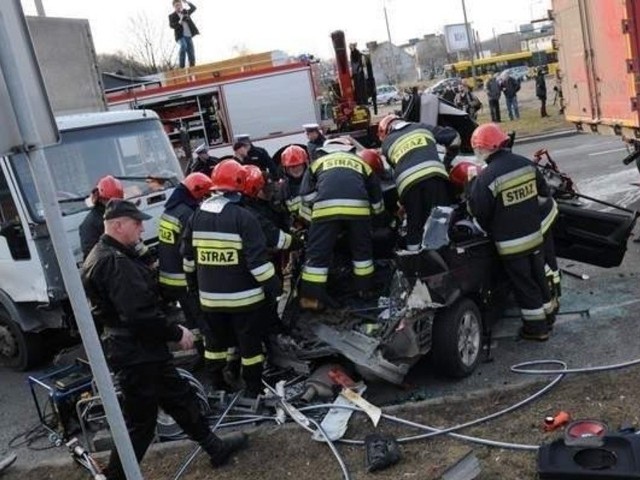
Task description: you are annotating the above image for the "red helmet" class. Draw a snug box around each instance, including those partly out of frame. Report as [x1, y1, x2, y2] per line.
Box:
[470, 123, 510, 151]
[358, 149, 384, 175]
[242, 165, 266, 198]
[210, 159, 246, 192]
[281, 145, 308, 168]
[377, 114, 400, 141]
[182, 172, 212, 200]
[449, 161, 480, 189]
[97, 175, 124, 200]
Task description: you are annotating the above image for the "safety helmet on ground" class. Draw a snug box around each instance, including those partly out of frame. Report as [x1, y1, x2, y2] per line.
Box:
[449, 161, 480, 190]
[377, 114, 400, 141]
[242, 165, 266, 198]
[358, 149, 384, 175]
[470, 123, 510, 151]
[182, 172, 213, 200]
[319, 137, 356, 153]
[281, 145, 308, 168]
[210, 159, 246, 192]
[97, 175, 124, 200]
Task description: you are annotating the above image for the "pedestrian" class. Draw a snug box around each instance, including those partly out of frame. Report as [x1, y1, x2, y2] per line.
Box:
[454, 84, 482, 120]
[79, 176, 124, 261]
[536, 68, 549, 117]
[299, 137, 385, 310]
[233, 134, 280, 179]
[486, 74, 502, 122]
[468, 123, 555, 341]
[501, 73, 521, 120]
[81, 199, 247, 480]
[186, 144, 219, 177]
[182, 160, 281, 396]
[302, 123, 326, 162]
[169, 1, 199, 69]
[378, 114, 460, 251]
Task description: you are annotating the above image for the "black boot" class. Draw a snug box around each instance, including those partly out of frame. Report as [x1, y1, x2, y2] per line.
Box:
[202, 432, 248, 467]
[519, 320, 550, 342]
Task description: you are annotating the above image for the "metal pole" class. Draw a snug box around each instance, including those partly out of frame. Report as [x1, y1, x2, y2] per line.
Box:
[461, 0, 477, 84]
[383, 0, 399, 84]
[34, 0, 46, 16]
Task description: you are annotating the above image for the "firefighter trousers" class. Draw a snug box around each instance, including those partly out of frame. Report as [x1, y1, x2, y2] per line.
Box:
[502, 249, 553, 333]
[543, 232, 561, 301]
[301, 218, 374, 299]
[402, 178, 453, 251]
[105, 362, 212, 480]
[203, 307, 265, 396]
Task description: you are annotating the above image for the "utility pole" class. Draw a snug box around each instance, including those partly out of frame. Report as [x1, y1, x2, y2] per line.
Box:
[383, 0, 399, 84]
[461, 0, 477, 83]
[34, 0, 46, 16]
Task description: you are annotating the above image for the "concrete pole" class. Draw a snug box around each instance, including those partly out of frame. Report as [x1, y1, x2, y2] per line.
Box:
[383, 0, 399, 84]
[461, 0, 477, 84]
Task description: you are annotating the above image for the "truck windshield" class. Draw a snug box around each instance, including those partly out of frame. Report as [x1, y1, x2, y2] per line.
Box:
[10, 119, 182, 221]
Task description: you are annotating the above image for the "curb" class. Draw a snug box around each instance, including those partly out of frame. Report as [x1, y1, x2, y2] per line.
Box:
[515, 129, 578, 145]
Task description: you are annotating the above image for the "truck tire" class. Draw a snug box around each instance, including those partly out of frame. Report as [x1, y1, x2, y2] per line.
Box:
[431, 298, 482, 378]
[0, 308, 44, 371]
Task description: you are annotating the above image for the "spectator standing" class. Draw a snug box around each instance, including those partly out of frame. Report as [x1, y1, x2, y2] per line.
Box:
[485, 74, 502, 122]
[169, 1, 199, 69]
[501, 73, 521, 120]
[536, 69, 549, 117]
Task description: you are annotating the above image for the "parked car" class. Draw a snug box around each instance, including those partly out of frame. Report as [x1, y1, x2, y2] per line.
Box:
[376, 84, 401, 104]
[426, 77, 464, 96]
[499, 66, 530, 82]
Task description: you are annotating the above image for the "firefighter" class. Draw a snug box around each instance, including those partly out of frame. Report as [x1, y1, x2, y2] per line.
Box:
[233, 134, 280, 178]
[81, 199, 247, 480]
[79, 175, 124, 260]
[378, 114, 460, 251]
[280, 144, 312, 223]
[158, 172, 212, 333]
[303, 123, 326, 161]
[540, 194, 561, 319]
[182, 160, 281, 396]
[467, 123, 554, 341]
[299, 138, 385, 310]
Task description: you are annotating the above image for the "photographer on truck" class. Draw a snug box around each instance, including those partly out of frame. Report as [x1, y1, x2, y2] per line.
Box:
[169, 1, 199, 69]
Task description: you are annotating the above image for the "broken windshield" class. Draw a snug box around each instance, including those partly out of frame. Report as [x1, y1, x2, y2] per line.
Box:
[10, 119, 182, 220]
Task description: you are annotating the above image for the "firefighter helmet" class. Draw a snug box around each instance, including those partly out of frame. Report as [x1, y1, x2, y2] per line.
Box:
[182, 172, 213, 200]
[449, 161, 480, 189]
[281, 145, 308, 168]
[97, 175, 124, 200]
[358, 149, 384, 175]
[210, 159, 246, 192]
[377, 114, 400, 141]
[242, 165, 266, 198]
[470, 123, 510, 151]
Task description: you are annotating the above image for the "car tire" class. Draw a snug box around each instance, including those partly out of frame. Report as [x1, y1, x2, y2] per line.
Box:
[431, 298, 482, 378]
[0, 308, 44, 371]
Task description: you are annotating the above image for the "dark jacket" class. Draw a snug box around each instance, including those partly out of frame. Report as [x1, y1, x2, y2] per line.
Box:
[299, 151, 384, 222]
[536, 73, 547, 99]
[168, 2, 199, 42]
[247, 145, 280, 178]
[468, 149, 550, 257]
[502, 76, 520, 99]
[81, 235, 182, 367]
[79, 203, 105, 260]
[181, 194, 280, 312]
[486, 77, 502, 101]
[158, 185, 199, 291]
[380, 122, 458, 198]
[186, 155, 219, 177]
[307, 135, 326, 162]
[243, 197, 294, 251]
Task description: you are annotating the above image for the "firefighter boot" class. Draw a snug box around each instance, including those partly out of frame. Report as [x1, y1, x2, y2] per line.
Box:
[519, 320, 550, 342]
[202, 432, 249, 467]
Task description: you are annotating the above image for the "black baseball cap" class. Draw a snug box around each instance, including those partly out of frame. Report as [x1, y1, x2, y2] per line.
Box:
[104, 199, 152, 221]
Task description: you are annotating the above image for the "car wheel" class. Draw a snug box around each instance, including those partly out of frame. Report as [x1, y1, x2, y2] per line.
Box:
[0, 308, 44, 371]
[431, 298, 482, 378]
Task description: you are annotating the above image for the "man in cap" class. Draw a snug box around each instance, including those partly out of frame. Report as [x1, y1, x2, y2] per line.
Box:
[233, 134, 280, 179]
[81, 199, 247, 479]
[303, 123, 326, 162]
[186, 144, 219, 177]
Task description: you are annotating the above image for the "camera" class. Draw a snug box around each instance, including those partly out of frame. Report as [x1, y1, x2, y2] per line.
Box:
[181, 9, 189, 15]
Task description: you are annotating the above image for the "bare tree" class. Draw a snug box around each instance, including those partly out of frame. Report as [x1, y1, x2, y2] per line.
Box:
[231, 43, 251, 57]
[127, 12, 176, 73]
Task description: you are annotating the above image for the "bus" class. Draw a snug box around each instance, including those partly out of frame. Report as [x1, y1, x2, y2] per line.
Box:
[444, 48, 559, 88]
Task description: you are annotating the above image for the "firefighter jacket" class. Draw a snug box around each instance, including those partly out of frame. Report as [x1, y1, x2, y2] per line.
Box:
[81, 235, 182, 367]
[158, 184, 199, 290]
[79, 203, 106, 260]
[299, 151, 385, 222]
[181, 194, 280, 312]
[468, 149, 551, 257]
[539, 195, 558, 236]
[381, 122, 459, 198]
[282, 174, 312, 222]
[243, 197, 296, 251]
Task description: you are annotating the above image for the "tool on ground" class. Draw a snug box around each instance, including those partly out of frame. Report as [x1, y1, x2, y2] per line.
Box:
[560, 268, 590, 280]
[66, 438, 106, 480]
[328, 367, 382, 427]
[543, 411, 572, 432]
[172, 390, 242, 480]
[364, 433, 402, 472]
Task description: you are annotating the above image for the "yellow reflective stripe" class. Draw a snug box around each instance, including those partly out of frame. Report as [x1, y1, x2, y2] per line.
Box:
[540, 199, 558, 235]
[353, 260, 374, 277]
[193, 239, 242, 249]
[312, 205, 371, 219]
[159, 219, 181, 233]
[495, 231, 543, 256]
[286, 196, 301, 212]
[371, 201, 385, 215]
[204, 350, 228, 360]
[387, 128, 436, 165]
[199, 288, 265, 308]
[159, 272, 187, 287]
[277, 231, 292, 250]
[299, 204, 313, 221]
[251, 262, 275, 282]
[183, 258, 195, 273]
[488, 167, 536, 196]
[396, 163, 448, 197]
[521, 307, 546, 321]
[241, 354, 265, 367]
[227, 347, 239, 361]
[302, 266, 328, 283]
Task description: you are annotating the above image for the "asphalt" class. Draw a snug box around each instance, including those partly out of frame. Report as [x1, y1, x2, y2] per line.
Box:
[2, 131, 640, 472]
